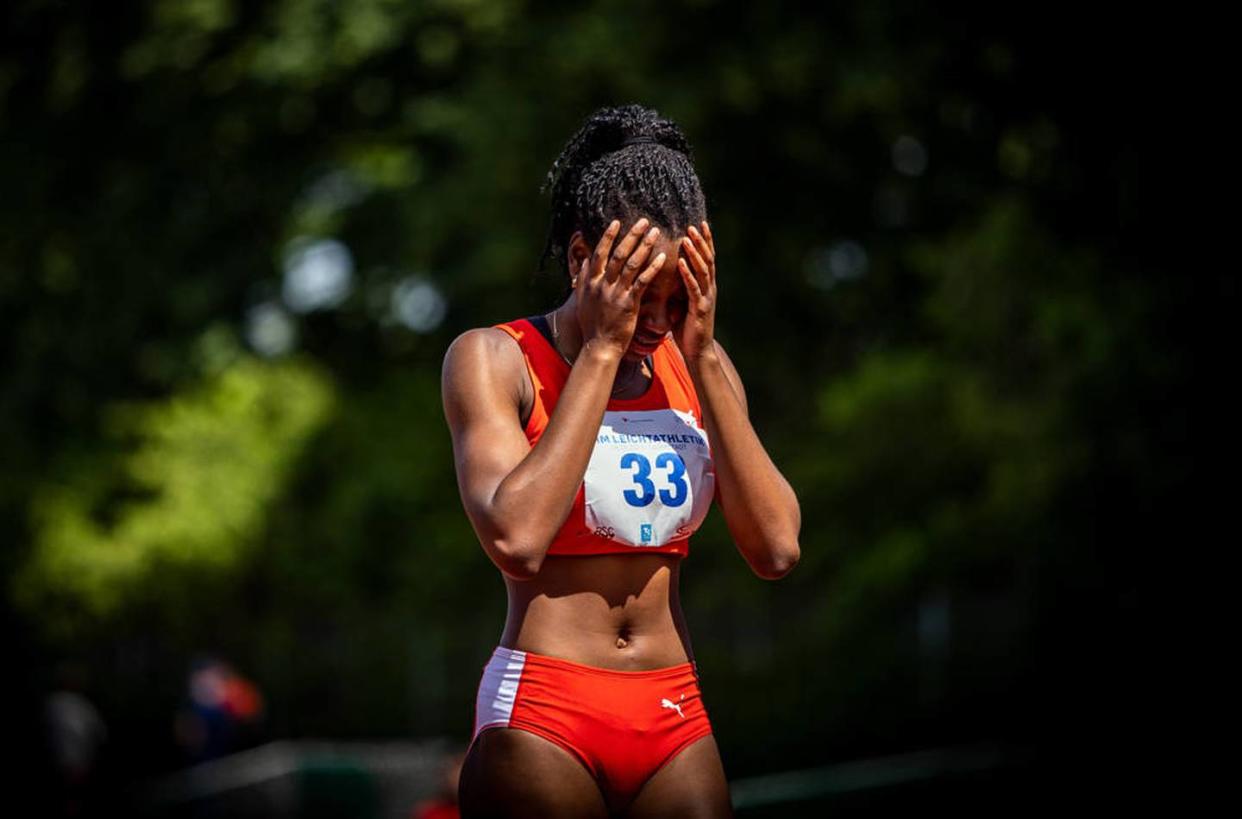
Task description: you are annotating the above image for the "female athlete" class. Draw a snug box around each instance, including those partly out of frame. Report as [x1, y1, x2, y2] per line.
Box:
[441, 104, 801, 818]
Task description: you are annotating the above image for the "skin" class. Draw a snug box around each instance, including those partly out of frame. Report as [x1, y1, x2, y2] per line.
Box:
[442, 218, 801, 818]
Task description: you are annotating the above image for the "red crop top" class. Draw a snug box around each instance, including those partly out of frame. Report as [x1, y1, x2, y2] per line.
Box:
[494, 317, 716, 558]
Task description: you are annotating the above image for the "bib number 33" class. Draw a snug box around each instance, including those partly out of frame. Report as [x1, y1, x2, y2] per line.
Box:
[583, 409, 714, 548]
[620, 452, 688, 507]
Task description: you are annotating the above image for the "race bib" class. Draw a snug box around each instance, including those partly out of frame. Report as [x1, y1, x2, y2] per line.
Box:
[583, 409, 714, 547]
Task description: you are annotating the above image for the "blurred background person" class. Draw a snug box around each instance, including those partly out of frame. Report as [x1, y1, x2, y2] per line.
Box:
[174, 656, 266, 765]
[44, 662, 108, 817]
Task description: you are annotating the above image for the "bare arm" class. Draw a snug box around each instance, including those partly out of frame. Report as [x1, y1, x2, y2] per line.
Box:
[441, 219, 666, 579]
[675, 222, 801, 579]
[441, 330, 623, 579]
[691, 341, 801, 579]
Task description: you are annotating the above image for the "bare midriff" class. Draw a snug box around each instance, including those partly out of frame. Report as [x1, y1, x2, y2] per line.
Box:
[499, 553, 694, 671]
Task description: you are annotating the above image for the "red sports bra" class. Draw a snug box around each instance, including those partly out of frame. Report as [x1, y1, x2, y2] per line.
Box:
[494, 317, 716, 558]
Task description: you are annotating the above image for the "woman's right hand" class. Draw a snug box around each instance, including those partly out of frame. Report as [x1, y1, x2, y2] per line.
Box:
[574, 218, 666, 357]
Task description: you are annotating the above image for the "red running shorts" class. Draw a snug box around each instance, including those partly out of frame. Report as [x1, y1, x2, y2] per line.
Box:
[469, 646, 714, 806]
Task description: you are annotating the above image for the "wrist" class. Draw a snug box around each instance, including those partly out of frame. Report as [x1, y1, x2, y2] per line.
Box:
[580, 337, 626, 366]
[685, 345, 720, 374]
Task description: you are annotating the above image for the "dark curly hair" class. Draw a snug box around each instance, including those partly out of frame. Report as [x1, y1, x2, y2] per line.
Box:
[539, 104, 707, 278]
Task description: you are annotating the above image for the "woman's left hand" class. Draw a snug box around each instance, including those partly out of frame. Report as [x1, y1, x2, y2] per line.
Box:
[675, 221, 718, 364]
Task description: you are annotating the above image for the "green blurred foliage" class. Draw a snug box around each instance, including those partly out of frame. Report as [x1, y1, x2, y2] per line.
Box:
[16, 336, 333, 629]
[1, 0, 1179, 788]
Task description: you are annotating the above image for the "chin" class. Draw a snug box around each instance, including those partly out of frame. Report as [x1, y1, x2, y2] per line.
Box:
[626, 339, 663, 360]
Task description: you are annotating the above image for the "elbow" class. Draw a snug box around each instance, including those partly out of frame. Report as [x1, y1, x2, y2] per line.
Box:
[491, 538, 545, 581]
[752, 541, 800, 580]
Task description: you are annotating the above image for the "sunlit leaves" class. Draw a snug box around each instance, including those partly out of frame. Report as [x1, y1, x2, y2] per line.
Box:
[15, 354, 333, 628]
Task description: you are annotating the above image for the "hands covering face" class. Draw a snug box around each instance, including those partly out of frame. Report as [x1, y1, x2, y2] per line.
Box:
[572, 217, 716, 365]
[574, 218, 667, 356]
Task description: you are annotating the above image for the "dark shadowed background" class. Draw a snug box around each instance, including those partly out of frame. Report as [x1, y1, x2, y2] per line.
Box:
[2, 1, 1188, 816]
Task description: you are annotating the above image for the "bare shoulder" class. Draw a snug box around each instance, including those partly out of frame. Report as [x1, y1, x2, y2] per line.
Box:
[441, 326, 529, 424]
[443, 326, 524, 376]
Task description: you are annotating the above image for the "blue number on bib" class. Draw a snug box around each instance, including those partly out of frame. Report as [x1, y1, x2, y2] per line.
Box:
[620, 453, 656, 507]
[655, 452, 689, 507]
[620, 452, 689, 508]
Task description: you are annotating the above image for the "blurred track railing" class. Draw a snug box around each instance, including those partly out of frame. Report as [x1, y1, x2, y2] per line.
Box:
[139, 739, 1031, 817]
[139, 739, 452, 819]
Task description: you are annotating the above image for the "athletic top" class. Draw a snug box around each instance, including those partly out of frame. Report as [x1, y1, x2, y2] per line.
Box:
[494, 316, 716, 557]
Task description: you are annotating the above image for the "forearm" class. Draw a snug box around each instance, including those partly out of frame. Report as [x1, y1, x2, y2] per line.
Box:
[690, 352, 801, 578]
[488, 341, 621, 576]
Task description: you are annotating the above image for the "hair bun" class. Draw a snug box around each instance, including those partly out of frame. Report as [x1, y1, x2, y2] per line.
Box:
[538, 105, 704, 275]
[620, 135, 661, 148]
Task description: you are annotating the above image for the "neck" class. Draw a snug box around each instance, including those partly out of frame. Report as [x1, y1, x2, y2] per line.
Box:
[550, 301, 583, 362]
[550, 301, 648, 393]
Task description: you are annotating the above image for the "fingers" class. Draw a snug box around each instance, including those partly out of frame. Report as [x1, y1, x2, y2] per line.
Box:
[699, 220, 715, 258]
[678, 257, 703, 300]
[607, 218, 651, 282]
[686, 225, 714, 267]
[589, 217, 671, 291]
[680, 233, 711, 290]
[590, 220, 622, 281]
[634, 252, 667, 293]
[622, 225, 661, 287]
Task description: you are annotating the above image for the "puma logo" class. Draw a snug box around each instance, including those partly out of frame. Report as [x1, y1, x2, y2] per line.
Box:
[661, 694, 687, 719]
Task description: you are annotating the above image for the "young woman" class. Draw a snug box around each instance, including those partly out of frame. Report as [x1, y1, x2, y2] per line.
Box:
[441, 105, 801, 818]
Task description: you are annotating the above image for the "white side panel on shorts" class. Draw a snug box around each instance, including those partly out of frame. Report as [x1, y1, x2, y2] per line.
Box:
[473, 646, 527, 737]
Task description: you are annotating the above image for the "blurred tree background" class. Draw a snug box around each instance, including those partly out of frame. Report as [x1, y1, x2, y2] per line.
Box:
[2, 0, 1184, 812]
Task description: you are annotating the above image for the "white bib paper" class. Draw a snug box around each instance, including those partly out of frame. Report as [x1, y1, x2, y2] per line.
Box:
[583, 409, 714, 547]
